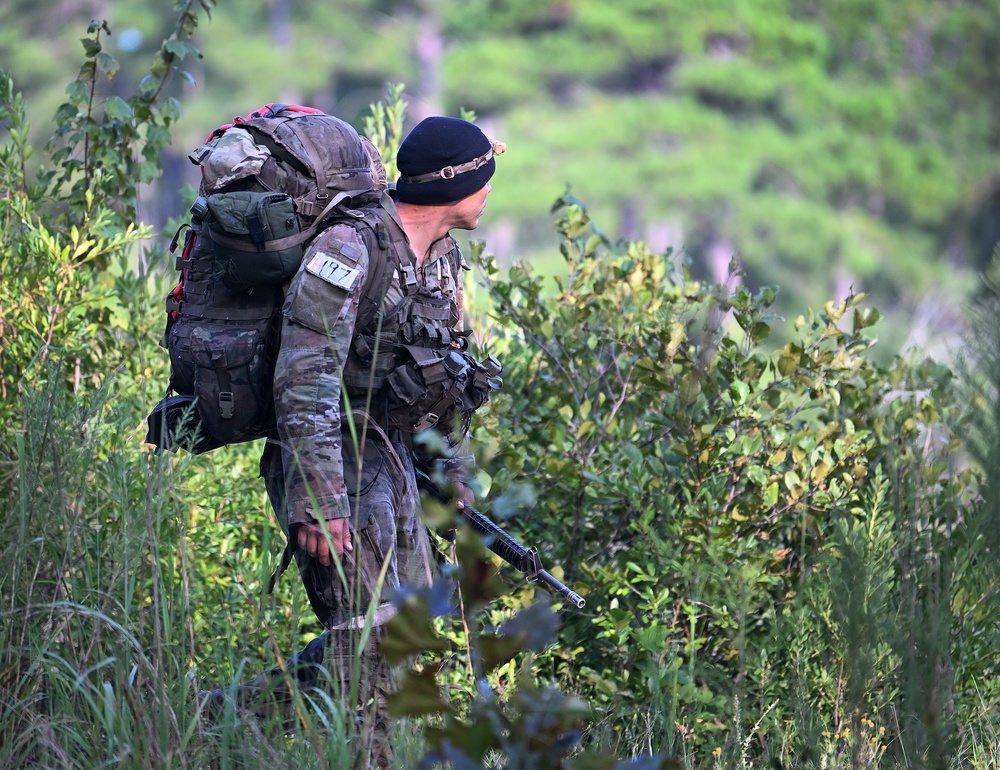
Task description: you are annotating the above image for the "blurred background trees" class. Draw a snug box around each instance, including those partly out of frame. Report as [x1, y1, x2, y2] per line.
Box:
[4, 0, 1000, 358]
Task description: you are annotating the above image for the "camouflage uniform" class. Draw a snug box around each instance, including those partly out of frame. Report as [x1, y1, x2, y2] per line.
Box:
[255, 193, 468, 756]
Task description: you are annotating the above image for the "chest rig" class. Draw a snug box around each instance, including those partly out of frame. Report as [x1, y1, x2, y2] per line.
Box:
[341, 236, 502, 438]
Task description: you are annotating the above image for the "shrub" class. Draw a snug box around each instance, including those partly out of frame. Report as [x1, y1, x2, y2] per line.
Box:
[466, 194, 976, 765]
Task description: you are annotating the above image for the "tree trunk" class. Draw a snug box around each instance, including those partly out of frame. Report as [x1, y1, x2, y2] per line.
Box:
[412, 0, 444, 119]
[269, 0, 292, 49]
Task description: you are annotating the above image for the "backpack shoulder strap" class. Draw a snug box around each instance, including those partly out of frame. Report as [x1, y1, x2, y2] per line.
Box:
[335, 205, 408, 335]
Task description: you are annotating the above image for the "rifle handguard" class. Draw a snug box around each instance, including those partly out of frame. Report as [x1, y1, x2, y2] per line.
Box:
[459, 506, 586, 609]
[415, 465, 585, 609]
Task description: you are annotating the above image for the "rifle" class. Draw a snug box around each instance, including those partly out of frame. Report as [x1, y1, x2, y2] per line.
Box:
[415, 465, 586, 609]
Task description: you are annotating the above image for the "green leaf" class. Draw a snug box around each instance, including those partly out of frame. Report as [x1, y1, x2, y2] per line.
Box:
[65, 80, 89, 106]
[456, 527, 507, 606]
[164, 39, 201, 61]
[479, 633, 523, 672]
[163, 97, 184, 122]
[438, 717, 498, 762]
[54, 103, 78, 124]
[385, 668, 451, 718]
[750, 321, 771, 342]
[729, 379, 750, 406]
[380, 600, 449, 665]
[498, 602, 560, 651]
[81, 38, 101, 57]
[585, 233, 604, 253]
[621, 442, 643, 467]
[137, 75, 158, 97]
[150, 53, 169, 76]
[765, 481, 779, 507]
[96, 52, 119, 77]
[103, 97, 132, 122]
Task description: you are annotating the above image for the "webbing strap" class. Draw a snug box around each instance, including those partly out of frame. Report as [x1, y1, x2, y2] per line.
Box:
[387, 218, 417, 292]
[180, 279, 211, 297]
[413, 384, 464, 432]
[409, 300, 453, 322]
[400, 144, 496, 184]
[176, 302, 278, 322]
[208, 223, 317, 254]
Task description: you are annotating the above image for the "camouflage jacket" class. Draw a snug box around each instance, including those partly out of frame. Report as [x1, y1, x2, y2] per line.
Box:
[273, 195, 468, 527]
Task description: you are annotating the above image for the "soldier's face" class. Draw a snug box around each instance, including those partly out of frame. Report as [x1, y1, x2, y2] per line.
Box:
[450, 183, 492, 230]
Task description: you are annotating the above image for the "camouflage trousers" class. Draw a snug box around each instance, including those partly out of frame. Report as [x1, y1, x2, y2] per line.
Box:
[256, 428, 434, 762]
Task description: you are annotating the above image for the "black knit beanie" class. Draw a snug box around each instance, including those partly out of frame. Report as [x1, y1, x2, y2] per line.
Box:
[395, 117, 497, 205]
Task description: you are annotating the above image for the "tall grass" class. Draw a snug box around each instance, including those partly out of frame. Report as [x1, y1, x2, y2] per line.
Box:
[0, 363, 408, 768]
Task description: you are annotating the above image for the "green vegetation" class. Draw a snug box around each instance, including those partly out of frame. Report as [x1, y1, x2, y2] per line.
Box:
[5, 0, 1000, 357]
[4, 3, 1000, 768]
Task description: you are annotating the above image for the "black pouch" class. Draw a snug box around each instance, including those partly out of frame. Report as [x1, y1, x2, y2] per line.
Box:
[386, 347, 504, 435]
[166, 316, 276, 447]
[189, 323, 273, 443]
[205, 191, 304, 292]
[144, 393, 225, 454]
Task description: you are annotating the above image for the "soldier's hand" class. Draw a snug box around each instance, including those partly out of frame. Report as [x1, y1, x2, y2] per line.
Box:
[297, 518, 353, 565]
[453, 482, 475, 510]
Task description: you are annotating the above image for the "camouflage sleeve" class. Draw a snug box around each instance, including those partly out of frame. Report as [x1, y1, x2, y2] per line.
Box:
[273, 223, 370, 527]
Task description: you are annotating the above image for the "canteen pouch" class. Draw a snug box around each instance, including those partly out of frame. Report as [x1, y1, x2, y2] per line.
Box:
[204, 191, 303, 292]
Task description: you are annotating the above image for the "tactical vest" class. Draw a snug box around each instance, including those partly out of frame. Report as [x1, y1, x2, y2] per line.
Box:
[343, 236, 502, 438]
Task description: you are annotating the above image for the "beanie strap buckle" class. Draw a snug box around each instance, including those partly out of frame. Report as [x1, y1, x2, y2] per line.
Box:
[400, 141, 503, 185]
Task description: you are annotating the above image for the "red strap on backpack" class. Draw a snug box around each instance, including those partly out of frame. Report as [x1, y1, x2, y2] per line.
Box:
[166, 225, 199, 321]
[204, 103, 325, 142]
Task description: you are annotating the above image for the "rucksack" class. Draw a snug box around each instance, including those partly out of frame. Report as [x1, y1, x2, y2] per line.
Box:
[145, 103, 399, 454]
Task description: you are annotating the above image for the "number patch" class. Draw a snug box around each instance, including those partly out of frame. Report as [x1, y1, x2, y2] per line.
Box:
[306, 252, 362, 291]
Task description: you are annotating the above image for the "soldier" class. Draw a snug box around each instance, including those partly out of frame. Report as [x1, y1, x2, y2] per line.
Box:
[230, 116, 503, 765]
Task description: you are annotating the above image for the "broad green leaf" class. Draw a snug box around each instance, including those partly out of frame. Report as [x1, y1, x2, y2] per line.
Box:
[621, 442, 643, 467]
[380, 600, 449, 664]
[103, 97, 132, 122]
[385, 669, 451, 718]
[729, 379, 750, 406]
[96, 52, 119, 77]
[479, 633, 523, 672]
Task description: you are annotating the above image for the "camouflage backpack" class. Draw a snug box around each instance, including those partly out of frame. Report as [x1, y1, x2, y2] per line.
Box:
[145, 103, 400, 453]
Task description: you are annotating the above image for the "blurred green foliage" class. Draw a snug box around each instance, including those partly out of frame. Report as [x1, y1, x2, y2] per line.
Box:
[462, 196, 985, 763]
[3, 0, 1000, 357]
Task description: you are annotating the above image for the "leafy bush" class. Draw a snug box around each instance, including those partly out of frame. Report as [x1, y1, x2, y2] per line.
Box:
[466, 195, 982, 765]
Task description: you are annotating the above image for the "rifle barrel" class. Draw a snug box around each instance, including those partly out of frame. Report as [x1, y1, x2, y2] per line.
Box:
[414, 466, 586, 609]
[461, 506, 586, 609]
[535, 568, 587, 609]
